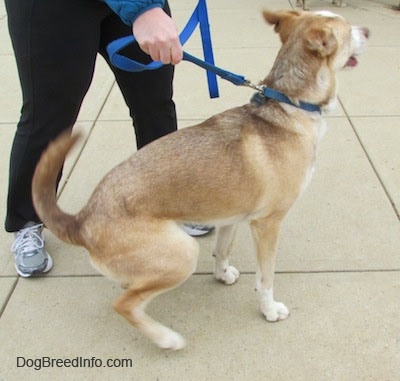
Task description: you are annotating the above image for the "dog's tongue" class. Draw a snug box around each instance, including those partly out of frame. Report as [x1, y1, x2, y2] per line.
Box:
[346, 56, 358, 68]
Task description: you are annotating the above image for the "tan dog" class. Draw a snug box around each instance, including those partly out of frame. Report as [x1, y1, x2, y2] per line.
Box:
[32, 10, 369, 350]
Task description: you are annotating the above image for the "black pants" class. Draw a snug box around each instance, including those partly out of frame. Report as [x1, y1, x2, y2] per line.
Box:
[5, 0, 177, 232]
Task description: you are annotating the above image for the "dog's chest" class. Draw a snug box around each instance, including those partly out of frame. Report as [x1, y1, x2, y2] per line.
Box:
[299, 164, 315, 196]
[299, 119, 327, 195]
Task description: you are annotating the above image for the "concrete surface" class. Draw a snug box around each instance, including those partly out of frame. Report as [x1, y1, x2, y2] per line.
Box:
[0, 0, 399, 380]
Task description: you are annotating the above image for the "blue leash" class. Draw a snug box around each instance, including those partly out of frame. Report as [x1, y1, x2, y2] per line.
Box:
[106, 0, 321, 113]
[107, 0, 220, 98]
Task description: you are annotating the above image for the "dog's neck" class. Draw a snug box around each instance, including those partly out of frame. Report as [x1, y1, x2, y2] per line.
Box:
[261, 40, 338, 114]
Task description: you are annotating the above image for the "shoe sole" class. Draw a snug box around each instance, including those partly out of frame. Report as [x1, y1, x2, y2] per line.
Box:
[15, 253, 53, 278]
[182, 226, 215, 237]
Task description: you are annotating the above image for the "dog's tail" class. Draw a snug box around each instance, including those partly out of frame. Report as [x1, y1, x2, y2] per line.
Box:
[32, 130, 85, 246]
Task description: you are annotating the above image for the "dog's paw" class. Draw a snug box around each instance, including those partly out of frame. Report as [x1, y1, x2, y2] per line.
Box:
[262, 301, 290, 322]
[214, 265, 240, 285]
[156, 329, 186, 351]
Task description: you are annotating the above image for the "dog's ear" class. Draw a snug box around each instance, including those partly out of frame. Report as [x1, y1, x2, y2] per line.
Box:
[305, 27, 338, 57]
[263, 10, 302, 43]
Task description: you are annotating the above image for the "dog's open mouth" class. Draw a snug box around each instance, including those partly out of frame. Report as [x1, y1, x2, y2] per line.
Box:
[345, 55, 358, 68]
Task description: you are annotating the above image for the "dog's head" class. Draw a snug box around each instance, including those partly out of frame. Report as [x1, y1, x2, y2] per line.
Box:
[262, 10, 369, 110]
[263, 10, 369, 71]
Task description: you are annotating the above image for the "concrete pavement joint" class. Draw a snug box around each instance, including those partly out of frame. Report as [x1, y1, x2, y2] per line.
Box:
[339, 97, 400, 221]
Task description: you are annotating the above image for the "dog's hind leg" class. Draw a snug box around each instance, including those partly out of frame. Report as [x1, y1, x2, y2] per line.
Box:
[112, 222, 199, 350]
[213, 224, 240, 285]
[114, 287, 186, 350]
[250, 216, 289, 322]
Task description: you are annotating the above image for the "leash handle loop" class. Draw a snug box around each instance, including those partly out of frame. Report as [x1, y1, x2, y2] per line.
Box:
[107, 35, 163, 72]
[107, 0, 219, 98]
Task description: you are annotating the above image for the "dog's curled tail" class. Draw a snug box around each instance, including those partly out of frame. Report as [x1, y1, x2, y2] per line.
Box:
[32, 130, 84, 246]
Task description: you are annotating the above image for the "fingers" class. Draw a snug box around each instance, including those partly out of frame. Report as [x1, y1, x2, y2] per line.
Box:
[132, 8, 183, 65]
[145, 37, 183, 65]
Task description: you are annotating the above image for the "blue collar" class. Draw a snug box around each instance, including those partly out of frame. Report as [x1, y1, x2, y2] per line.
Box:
[251, 88, 321, 114]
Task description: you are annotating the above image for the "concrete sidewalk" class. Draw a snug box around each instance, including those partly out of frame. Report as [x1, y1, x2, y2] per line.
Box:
[0, 0, 399, 379]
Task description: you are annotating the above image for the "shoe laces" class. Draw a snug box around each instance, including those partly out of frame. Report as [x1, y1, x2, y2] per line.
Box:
[11, 224, 44, 256]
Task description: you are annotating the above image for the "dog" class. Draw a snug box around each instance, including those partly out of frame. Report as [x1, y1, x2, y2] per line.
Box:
[297, 0, 345, 11]
[32, 10, 369, 350]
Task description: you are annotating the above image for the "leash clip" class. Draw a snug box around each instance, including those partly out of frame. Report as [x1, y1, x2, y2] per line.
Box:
[243, 80, 265, 93]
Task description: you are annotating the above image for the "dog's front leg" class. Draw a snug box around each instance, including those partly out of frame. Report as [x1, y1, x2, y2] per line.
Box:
[213, 224, 240, 285]
[250, 217, 289, 322]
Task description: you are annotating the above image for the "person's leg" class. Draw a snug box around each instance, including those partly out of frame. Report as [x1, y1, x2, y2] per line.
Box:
[98, 2, 177, 149]
[5, 0, 110, 232]
[5, 0, 111, 276]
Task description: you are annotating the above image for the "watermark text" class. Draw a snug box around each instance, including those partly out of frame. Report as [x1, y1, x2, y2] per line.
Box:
[17, 356, 133, 371]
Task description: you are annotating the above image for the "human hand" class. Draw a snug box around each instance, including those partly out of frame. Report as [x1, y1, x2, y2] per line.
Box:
[132, 7, 183, 65]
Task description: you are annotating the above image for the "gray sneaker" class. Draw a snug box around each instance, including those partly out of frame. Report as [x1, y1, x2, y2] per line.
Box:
[11, 222, 53, 277]
[182, 223, 215, 237]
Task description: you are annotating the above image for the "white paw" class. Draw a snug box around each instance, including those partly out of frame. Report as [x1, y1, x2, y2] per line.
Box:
[214, 265, 240, 285]
[262, 301, 290, 322]
[156, 329, 186, 350]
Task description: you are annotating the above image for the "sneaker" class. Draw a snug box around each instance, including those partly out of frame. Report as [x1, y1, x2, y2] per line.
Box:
[11, 222, 53, 277]
[182, 223, 215, 237]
